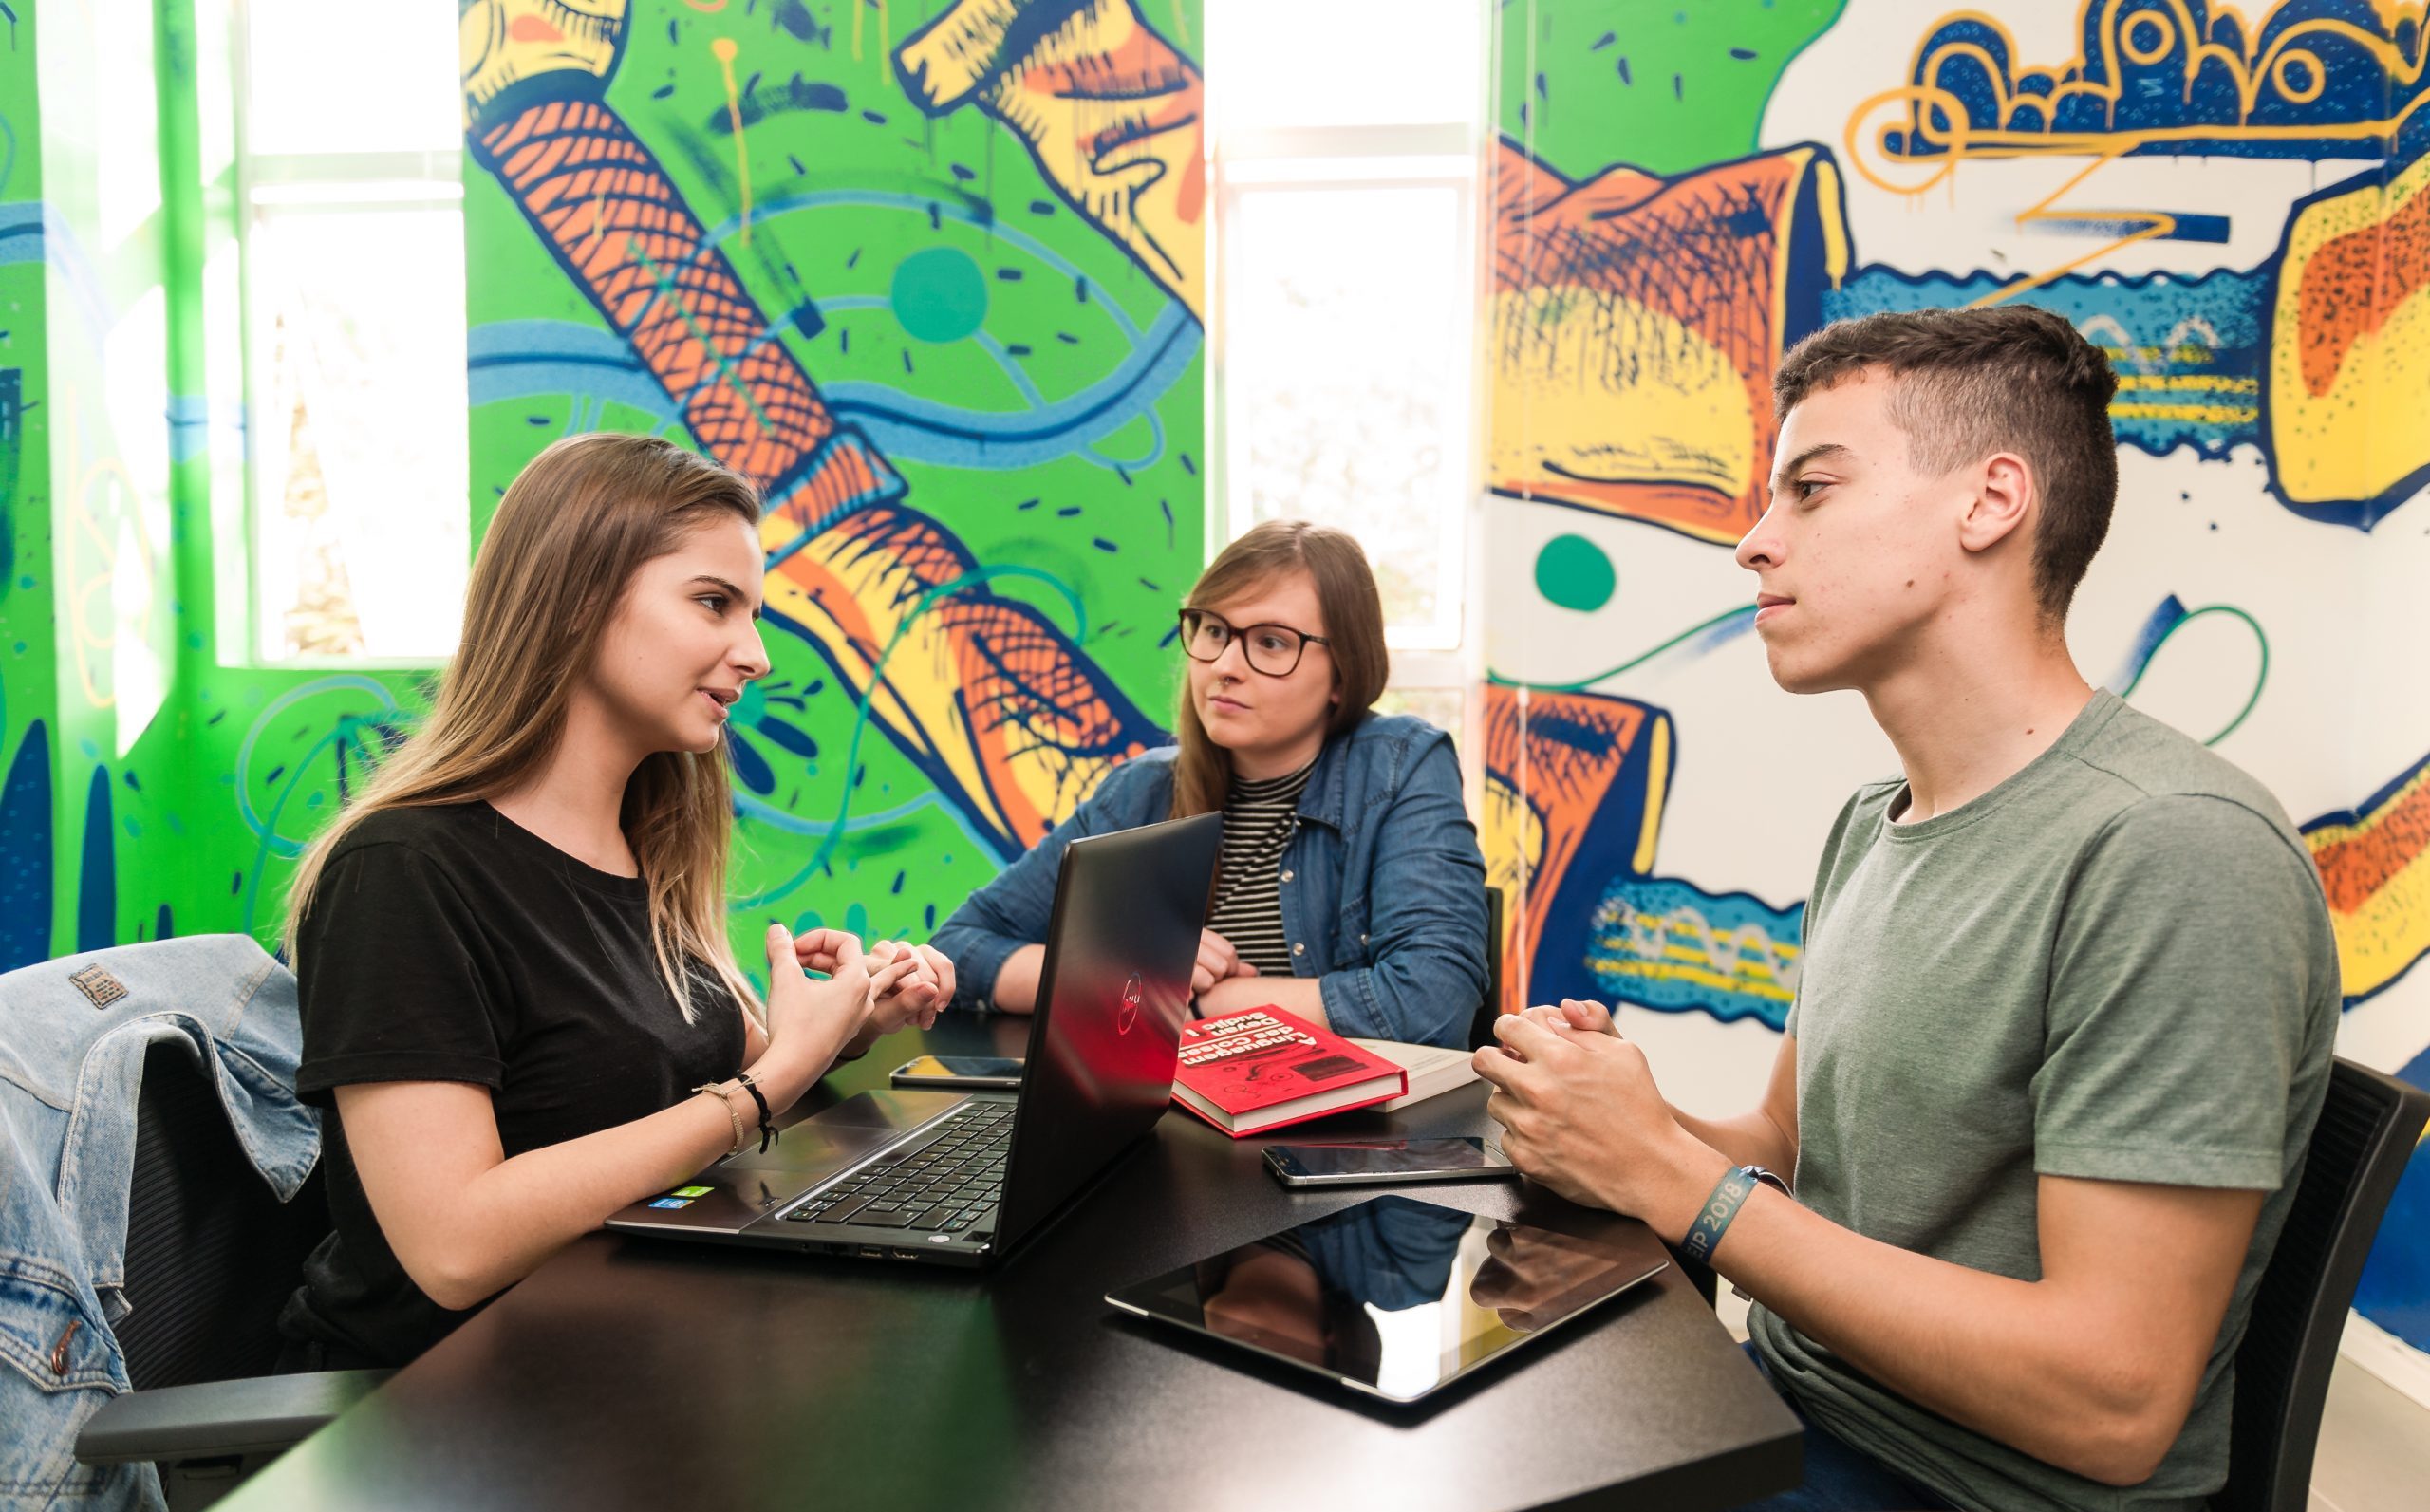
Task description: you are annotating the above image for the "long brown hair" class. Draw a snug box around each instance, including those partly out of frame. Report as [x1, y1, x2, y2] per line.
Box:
[286, 433, 765, 1026]
[1169, 520, 1389, 818]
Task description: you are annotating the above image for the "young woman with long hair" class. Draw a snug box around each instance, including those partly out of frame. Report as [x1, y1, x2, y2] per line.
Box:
[931, 520, 1488, 1046]
[277, 434, 952, 1368]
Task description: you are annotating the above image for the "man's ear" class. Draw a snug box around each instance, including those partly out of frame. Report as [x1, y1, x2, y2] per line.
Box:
[1957, 451, 2034, 556]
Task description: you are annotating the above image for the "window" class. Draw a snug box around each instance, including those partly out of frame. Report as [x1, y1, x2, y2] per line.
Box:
[1206, 0, 1490, 769]
[231, 0, 469, 663]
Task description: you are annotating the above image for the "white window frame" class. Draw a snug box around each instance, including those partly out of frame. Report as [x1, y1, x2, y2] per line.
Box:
[222, 3, 469, 669]
[1205, 9, 1495, 805]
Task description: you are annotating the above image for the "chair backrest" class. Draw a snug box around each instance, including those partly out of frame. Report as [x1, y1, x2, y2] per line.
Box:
[1467, 886, 1506, 1051]
[116, 1039, 330, 1391]
[2215, 1056, 2429, 1512]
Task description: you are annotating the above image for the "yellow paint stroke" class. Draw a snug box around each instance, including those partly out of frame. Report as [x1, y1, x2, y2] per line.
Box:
[1596, 959, 1798, 1002]
[1168, 0, 1192, 48]
[585, 190, 605, 255]
[1632, 715, 1670, 875]
[710, 37, 752, 247]
[879, 0, 890, 60]
[2111, 401, 2263, 423]
[2114, 374, 2260, 392]
[1966, 150, 2182, 308]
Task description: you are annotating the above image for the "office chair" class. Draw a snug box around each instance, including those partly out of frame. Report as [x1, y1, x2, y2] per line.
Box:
[73, 1039, 390, 1511]
[2213, 1056, 2428, 1512]
[1467, 885, 1506, 1051]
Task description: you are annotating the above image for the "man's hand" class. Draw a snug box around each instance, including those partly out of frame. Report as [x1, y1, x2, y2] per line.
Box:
[1469, 1226, 1624, 1331]
[1191, 927, 1258, 995]
[1472, 1012, 1724, 1237]
[1517, 997, 1621, 1040]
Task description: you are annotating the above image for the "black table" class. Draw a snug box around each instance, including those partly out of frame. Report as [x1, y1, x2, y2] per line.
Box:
[226, 1017, 1800, 1511]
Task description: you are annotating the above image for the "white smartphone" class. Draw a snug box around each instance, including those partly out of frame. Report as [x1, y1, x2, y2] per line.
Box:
[1262, 1137, 1519, 1187]
[888, 1055, 1024, 1090]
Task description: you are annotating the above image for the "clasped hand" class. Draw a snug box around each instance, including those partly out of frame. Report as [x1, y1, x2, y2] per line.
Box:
[1470, 998, 1707, 1225]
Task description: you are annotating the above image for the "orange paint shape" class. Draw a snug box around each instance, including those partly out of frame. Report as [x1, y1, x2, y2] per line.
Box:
[475, 97, 897, 508]
[2297, 176, 2430, 397]
[2312, 762, 2430, 915]
[1490, 140, 1844, 544]
[1483, 685, 1660, 1015]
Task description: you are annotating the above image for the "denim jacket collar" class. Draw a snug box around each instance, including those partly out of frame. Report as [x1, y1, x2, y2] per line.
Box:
[1293, 725, 1355, 832]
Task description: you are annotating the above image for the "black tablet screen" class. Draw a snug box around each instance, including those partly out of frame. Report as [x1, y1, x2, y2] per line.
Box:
[1105, 1194, 1668, 1402]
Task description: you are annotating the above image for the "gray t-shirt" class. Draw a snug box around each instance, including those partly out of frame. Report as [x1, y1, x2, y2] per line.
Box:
[1748, 691, 2340, 1512]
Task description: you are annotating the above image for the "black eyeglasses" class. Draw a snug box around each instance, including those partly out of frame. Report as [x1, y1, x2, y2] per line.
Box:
[1176, 609, 1331, 677]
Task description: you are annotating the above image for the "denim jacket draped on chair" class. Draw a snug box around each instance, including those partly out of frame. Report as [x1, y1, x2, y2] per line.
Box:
[0, 937, 317, 1510]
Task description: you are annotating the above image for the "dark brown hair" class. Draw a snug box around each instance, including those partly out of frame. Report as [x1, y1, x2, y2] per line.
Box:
[1772, 305, 2119, 623]
[1169, 520, 1389, 819]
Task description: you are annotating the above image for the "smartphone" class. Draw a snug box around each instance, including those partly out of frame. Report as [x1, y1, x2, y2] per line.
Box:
[1262, 1137, 1518, 1187]
[889, 1055, 1024, 1090]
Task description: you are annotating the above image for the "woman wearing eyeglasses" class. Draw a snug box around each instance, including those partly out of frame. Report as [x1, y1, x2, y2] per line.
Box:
[931, 520, 1489, 1047]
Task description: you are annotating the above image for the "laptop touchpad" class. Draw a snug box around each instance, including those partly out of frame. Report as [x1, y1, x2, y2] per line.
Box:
[720, 1119, 899, 1175]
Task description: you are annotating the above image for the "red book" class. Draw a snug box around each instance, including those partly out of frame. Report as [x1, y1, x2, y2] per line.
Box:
[1170, 1006, 1408, 1137]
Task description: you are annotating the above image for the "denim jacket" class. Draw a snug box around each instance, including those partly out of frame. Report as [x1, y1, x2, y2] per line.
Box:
[0, 937, 318, 1511]
[933, 713, 1489, 1047]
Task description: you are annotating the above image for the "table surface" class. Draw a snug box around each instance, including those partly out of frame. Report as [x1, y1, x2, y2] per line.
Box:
[227, 1017, 1801, 1512]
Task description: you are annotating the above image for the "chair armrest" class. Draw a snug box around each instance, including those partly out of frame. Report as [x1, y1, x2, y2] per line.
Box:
[74, 1369, 394, 1464]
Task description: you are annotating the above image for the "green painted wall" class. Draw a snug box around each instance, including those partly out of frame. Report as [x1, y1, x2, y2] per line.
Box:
[2, 0, 1207, 992]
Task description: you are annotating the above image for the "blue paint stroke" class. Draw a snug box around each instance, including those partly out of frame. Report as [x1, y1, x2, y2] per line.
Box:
[468, 305, 1200, 473]
[1586, 875, 1804, 1031]
[1827, 264, 2266, 466]
[77, 764, 114, 951]
[2025, 213, 2231, 244]
[0, 719, 51, 971]
[1888, 2, 2430, 161]
[2352, 1040, 2430, 1352]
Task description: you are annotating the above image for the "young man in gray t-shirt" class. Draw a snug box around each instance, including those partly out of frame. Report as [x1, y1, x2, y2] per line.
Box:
[1474, 305, 2341, 1512]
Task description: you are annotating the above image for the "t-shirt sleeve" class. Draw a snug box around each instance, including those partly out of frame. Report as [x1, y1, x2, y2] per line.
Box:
[293, 841, 512, 1103]
[2034, 794, 2327, 1190]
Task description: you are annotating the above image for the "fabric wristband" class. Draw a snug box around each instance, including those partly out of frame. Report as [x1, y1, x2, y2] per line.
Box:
[733, 1071, 777, 1153]
[1681, 1167, 1760, 1264]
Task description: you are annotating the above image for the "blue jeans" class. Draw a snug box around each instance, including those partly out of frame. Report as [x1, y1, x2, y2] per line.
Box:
[1731, 1343, 1957, 1511]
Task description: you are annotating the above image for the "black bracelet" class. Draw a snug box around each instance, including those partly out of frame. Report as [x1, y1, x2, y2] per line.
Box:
[733, 1071, 776, 1153]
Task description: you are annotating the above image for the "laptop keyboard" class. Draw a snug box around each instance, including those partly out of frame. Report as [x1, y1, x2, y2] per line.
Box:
[781, 1104, 1014, 1235]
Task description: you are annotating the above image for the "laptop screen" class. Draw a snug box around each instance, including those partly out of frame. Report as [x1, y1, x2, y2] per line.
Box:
[990, 812, 1222, 1245]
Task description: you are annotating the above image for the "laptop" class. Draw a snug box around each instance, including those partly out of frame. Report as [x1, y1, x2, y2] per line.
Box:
[607, 812, 1223, 1268]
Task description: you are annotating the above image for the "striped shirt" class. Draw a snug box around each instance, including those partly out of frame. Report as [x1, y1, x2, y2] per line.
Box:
[1206, 758, 1317, 976]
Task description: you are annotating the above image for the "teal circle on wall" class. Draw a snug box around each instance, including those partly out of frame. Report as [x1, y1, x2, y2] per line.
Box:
[890, 247, 989, 344]
[1535, 533, 1617, 612]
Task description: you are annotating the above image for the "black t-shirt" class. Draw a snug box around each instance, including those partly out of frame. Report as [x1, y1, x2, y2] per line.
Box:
[277, 801, 747, 1367]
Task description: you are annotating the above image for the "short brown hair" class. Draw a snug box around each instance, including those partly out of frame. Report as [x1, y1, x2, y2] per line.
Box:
[1773, 305, 2119, 622]
[1169, 520, 1390, 819]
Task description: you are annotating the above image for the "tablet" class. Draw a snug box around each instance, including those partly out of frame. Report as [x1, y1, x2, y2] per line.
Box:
[1103, 1194, 1669, 1403]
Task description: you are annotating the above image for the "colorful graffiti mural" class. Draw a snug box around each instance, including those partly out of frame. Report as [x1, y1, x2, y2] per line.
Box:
[0, 0, 1204, 987]
[1486, 0, 2430, 1368]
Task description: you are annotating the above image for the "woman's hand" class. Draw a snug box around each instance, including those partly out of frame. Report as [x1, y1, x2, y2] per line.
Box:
[757, 924, 920, 1107]
[865, 940, 956, 1034]
[1192, 927, 1258, 995]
